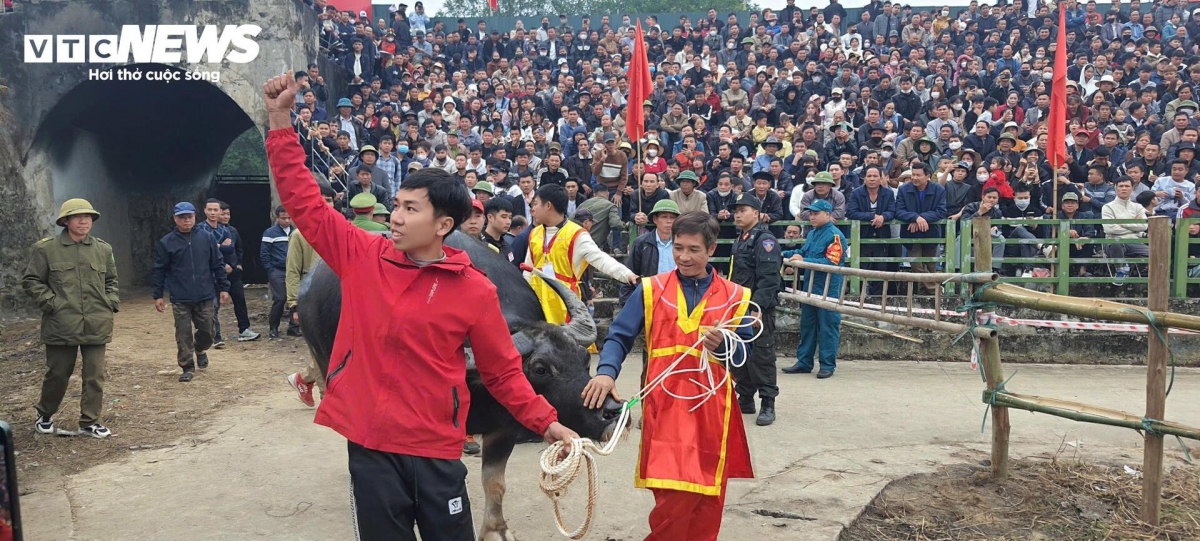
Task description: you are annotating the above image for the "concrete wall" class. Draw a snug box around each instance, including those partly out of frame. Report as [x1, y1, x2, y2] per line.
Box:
[0, 0, 323, 313]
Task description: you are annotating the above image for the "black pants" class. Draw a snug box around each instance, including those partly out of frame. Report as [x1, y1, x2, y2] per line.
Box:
[228, 269, 250, 333]
[347, 441, 474, 541]
[734, 307, 778, 401]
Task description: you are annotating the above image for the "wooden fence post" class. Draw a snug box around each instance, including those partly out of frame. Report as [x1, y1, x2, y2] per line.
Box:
[972, 217, 1009, 480]
[1142, 216, 1171, 525]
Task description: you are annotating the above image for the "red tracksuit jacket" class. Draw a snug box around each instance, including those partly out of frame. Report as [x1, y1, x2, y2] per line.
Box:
[266, 129, 557, 459]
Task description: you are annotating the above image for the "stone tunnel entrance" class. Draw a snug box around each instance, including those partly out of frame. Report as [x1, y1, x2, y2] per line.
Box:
[29, 63, 264, 286]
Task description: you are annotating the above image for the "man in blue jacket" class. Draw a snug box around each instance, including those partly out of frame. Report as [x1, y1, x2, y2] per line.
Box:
[198, 199, 231, 348]
[152, 202, 231, 382]
[260, 206, 296, 339]
[895, 163, 948, 294]
[845, 165, 897, 294]
[781, 199, 846, 378]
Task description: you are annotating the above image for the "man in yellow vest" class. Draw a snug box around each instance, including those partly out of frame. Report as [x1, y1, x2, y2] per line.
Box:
[582, 211, 755, 540]
[513, 183, 636, 325]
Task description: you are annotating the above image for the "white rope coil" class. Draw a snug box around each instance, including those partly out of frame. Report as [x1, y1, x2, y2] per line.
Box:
[539, 300, 762, 539]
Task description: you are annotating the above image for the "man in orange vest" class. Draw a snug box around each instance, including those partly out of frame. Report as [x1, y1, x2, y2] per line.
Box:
[513, 183, 636, 324]
[582, 211, 755, 540]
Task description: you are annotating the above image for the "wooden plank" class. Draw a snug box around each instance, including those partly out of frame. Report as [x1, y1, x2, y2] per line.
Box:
[1142, 217, 1171, 526]
[973, 217, 1010, 480]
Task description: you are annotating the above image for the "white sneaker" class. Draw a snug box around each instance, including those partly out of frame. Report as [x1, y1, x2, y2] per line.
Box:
[79, 423, 112, 439]
[237, 329, 262, 342]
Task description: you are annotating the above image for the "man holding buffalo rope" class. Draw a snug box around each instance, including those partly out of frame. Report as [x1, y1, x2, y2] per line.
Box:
[583, 211, 755, 540]
[262, 72, 577, 540]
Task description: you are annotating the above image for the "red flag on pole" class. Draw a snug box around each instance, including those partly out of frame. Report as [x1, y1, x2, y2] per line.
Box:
[1047, 2, 1069, 169]
[487, 0, 498, 11]
[626, 20, 652, 144]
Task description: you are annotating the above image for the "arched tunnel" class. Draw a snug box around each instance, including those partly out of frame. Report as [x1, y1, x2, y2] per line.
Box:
[29, 64, 268, 285]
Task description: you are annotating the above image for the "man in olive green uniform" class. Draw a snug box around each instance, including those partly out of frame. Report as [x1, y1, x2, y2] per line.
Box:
[22, 199, 119, 438]
[349, 193, 390, 232]
[285, 186, 337, 408]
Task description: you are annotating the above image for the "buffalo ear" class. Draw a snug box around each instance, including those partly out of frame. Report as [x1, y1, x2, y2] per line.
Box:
[511, 331, 536, 358]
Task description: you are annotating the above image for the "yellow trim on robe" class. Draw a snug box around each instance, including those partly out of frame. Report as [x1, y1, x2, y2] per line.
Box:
[632, 273, 753, 496]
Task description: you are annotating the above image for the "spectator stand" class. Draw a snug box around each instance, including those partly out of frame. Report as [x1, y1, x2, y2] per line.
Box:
[641, 216, 1200, 299]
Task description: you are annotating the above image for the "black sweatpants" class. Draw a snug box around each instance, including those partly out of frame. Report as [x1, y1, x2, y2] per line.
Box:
[733, 307, 779, 400]
[347, 441, 474, 541]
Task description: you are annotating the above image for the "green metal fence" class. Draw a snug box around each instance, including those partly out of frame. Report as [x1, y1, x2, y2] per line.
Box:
[626, 217, 1200, 298]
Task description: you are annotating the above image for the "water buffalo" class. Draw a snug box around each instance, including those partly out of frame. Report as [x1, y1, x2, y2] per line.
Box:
[297, 231, 621, 540]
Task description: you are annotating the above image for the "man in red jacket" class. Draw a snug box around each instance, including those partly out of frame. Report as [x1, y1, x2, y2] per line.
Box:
[262, 72, 578, 540]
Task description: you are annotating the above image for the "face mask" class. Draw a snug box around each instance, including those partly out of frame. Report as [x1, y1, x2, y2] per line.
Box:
[931, 92, 940, 99]
[727, 43, 735, 49]
[813, 75, 822, 82]
[1015, 198, 1030, 210]
[901, 87, 912, 93]
[710, 29, 718, 36]
[952, 103, 963, 111]
[881, 150, 893, 158]
[949, 141, 962, 150]
[942, 10, 950, 17]
[890, 60, 899, 66]
[648, 149, 658, 157]
[543, 23, 549, 29]
[1042, 73, 1053, 81]
[397, 145, 409, 154]
[977, 173, 989, 182]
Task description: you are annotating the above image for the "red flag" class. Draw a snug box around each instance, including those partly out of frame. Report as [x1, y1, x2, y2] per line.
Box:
[626, 20, 652, 144]
[487, 0, 498, 10]
[1047, 3, 1069, 169]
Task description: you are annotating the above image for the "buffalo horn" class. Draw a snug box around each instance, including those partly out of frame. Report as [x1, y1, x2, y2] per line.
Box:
[527, 267, 597, 346]
[511, 332, 536, 358]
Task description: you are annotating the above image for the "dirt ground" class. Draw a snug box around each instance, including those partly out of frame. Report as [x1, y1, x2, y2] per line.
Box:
[841, 460, 1200, 541]
[5, 292, 1200, 540]
[0, 289, 299, 486]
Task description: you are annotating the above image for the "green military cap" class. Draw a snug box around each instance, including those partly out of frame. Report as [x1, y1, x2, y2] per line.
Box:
[56, 198, 100, 226]
[811, 171, 835, 184]
[676, 171, 699, 184]
[473, 180, 495, 195]
[650, 199, 680, 216]
[350, 193, 378, 210]
[373, 203, 389, 216]
[741, 36, 756, 44]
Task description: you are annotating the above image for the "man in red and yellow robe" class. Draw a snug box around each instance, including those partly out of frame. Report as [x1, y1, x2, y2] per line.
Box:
[583, 211, 755, 540]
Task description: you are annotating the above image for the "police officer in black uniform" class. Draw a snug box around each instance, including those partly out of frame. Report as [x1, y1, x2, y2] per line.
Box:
[727, 193, 783, 426]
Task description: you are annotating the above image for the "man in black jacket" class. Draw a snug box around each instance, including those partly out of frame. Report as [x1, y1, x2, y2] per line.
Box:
[152, 202, 230, 383]
[619, 200, 680, 303]
[218, 203, 260, 343]
[891, 76, 922, 122]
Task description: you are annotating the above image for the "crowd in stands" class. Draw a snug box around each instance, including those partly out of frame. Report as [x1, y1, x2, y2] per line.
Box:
[291, 0, 1200, 282]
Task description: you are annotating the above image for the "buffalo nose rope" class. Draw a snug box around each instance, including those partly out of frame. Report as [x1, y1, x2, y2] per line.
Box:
[538, 300, 762, 539]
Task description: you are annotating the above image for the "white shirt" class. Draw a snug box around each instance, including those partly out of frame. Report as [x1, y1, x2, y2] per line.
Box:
[521, 222, 636, 283]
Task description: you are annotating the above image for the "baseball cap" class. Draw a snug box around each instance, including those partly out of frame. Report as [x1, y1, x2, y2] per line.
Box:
[173, 202, 196, 216]
[471, 199, 485, 213]
[804, 199, 834, 213]
[572, 207, 595, 224]
[728, 193, 763, 212]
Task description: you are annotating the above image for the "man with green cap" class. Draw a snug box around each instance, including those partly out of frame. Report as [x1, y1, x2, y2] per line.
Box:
[22, 198, 119, 438]
[349, 193, 390, 232]
[798, 171, 847, 223]
[728, 192, 782, 426]
[669, 170, 707, 215]
[781, 199, 846, 379]
[621, 200, 680, 304]
[372, 203, 390, 225]
[472, 180, 495, 204]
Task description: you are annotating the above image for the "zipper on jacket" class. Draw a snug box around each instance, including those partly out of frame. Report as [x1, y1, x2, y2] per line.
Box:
[451, 387, 460, 428]
[328, 350, 351, 386]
